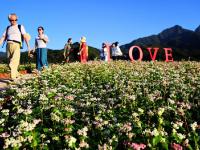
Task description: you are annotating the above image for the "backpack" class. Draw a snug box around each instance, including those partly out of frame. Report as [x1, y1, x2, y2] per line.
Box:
[2, 24, 24, 49]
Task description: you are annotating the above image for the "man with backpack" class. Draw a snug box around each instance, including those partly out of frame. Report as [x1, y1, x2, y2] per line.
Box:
[0, 13, 31, 81]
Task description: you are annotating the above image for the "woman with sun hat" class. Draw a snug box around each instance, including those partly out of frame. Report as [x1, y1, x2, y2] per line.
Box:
[79, 36, 88, 63]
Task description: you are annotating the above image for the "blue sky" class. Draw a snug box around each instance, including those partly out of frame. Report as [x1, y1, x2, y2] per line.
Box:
[0, 0, 199, 51]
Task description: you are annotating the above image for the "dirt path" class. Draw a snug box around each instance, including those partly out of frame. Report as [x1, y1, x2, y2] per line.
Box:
[0, 79, 9, 90]
[0, 74, 35, 91]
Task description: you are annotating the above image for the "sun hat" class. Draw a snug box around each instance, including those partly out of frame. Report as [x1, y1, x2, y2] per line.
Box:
[80, 36, 86, 43]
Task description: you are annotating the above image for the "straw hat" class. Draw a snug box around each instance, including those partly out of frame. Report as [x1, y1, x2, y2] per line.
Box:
[80, 36, 86, 43]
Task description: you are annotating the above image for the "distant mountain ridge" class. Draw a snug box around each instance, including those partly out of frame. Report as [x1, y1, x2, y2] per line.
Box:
[120, 25, 200, 60]
[195, 25, 200, 35]
[0, 52, 6, 57]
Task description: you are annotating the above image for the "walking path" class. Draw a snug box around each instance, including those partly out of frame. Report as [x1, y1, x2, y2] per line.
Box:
[0, 74, 34, 90]
[0, 79, 9, 90]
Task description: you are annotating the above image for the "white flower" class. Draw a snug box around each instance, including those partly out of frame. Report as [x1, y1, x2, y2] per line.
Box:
[17, 108, 24, 114]
[52, 136, 59, 141]
[177, 133, 186, 140]
[0, 118, 5, 125]
[33, 119, 41, 125]
[168, 98, 175, 104]
[151, 128, 159, 136]
[177, 121, 183, 127]
[2, 109, 9, 116]
[190, 122, 198, 131]
[0, 132, 10, 138]
[147, 110, 154, 116]
[41, 134, 46, 138]
[79, 140, 89, 148]
[138, 108, 144, 114]
[51, 112, 61, 122]
[68, 136, 77, 148]
[132, 112, 139, 118]
[172, 123, 179, 130]
[24, 108, 32, 115]
[172, 128, 177, 133]
[27, 135, 33, 142]
[158, 108, 165, 116]
[77, 126, 88, 137]
[83, 126, 88, 132]
[0, 98, 4, 102]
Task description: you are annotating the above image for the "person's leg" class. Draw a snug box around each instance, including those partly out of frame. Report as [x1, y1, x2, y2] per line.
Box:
[105, 55, 108, 62]
[66, 49, 70, 62]
[112, 56, 116, 60]
[6, 43, 20, 80]
[36, 48, 42, 71]
[82, 51, 87, 63]
[41, 48, 48, 68]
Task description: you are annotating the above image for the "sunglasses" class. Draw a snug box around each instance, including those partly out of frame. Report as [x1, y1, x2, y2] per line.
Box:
[38, 29, 42, 31]
[9, 19, 17, 22]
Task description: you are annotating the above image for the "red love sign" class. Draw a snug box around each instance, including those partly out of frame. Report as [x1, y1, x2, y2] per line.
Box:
[129, 46, 174, 62]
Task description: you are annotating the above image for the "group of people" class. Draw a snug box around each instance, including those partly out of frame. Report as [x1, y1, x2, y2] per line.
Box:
[100, 42, 123, 62]
[63, 37, 88, 63]
[0, 13, 89, 81]
[0, 13, 50, 81]
[0, 13, 124, 81]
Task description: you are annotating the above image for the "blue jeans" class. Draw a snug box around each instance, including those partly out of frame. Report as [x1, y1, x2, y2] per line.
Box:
[36, 48, 48, 71]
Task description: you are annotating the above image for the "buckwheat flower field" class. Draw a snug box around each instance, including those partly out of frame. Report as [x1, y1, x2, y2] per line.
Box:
[0, 61, 199, 149]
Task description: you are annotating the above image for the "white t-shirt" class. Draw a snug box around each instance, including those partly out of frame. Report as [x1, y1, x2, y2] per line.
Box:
[112, 46, 123, 56]
[35, 34, 48, 48]
[3, 24, 26, 42]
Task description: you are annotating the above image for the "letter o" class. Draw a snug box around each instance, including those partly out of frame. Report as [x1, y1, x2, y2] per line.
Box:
[129, 46, 143, 62]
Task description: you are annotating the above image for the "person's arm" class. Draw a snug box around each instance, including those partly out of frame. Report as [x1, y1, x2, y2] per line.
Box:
[0, 35, 6, 46]
[21, 26, 31, 51]
[33, 39, 38, 53]
[79, 43, 84, 54]
[0, 30, 6, 46]
[63, 44, 68, 58]
[86, 46, 88, 57]
[40, 34, 48, 43]
[23, 34, 31, 52]
[118, 47, 123, 55]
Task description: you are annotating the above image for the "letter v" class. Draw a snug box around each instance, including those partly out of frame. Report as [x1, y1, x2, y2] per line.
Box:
[147, 47, 159, 61]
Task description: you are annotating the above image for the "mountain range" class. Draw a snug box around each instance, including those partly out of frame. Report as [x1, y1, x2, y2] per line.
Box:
[120, 25, 200, 60]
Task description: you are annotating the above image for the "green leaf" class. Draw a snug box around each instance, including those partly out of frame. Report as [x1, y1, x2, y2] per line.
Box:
[152, 136, 161, 146]
[32, 139, 38, 147]
[162, 142, 169, 150]
[43, 128, 49, 133]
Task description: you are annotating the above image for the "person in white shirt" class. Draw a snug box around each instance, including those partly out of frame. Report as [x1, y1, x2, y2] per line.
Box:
[100, 43, 108, 61]
[0, 13, 30, 81]
[35, 26, 49, 71]
[111, 42, 123, 60]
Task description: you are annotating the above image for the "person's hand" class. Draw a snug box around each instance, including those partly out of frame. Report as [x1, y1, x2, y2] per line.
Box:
[39, 35, 43, 40]
[28, 49, 35, 58]
[78, 50, 82, 55]
[27, 46, 31, 53]
[0, 39, 3, 46]
[28, 50, 31, 57]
